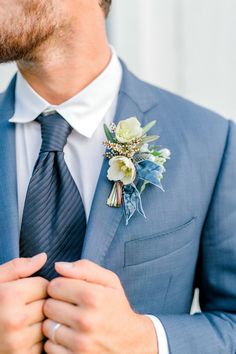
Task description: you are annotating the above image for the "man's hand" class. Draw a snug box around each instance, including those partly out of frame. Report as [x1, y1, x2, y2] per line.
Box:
[43, 260, 158, 354]
[0, 253, 48, 354]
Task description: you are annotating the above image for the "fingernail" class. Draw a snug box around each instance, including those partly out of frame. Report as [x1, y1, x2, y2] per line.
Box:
[55, 262, 74, 269]
[31, 253, 47, 261]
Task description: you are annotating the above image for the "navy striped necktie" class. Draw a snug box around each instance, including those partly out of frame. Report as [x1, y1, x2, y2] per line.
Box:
[20, 112, 87, 280]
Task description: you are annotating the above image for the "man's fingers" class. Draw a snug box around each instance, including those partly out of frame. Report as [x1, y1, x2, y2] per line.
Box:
[44, 320, 78, 351]
[31, 342, 44, 354]
[25, 322, 45, 349]
[44, 339, 71, 354]
[48, 277, 102, 306]
[0, 253, 47, 283]
[44, 298, 80, 329]
[1, 276, 48, 304]
[26, 299, 46, 325]
[9, 322, 44, 352]
[18, 276, 48, 303]
[55, 259, 121, 288]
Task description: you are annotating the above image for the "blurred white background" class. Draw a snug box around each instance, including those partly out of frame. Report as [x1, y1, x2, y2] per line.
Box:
[108, 0, 236, 120]
[1, 0, 236, 122]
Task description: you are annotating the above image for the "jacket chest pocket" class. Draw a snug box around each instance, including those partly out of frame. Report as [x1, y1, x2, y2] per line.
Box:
[124, 216, 197, 267]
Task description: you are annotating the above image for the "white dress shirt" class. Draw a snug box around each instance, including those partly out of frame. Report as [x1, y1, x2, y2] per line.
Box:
[9, 47, 169, 354]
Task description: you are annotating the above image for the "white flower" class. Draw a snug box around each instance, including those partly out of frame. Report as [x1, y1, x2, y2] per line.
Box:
[159, 148, 171, 159]
[115, 117, 143, 143]
[139, 143, 155, 161]
[148, 155, 156, 162]
[140, 143, 149, 153]
[107, 156, 136, 185]
[154, 149, 171, 165]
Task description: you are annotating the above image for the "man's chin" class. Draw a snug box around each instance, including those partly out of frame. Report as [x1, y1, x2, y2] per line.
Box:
[0, 34, 51, 64]
[0, 24, 57, 64]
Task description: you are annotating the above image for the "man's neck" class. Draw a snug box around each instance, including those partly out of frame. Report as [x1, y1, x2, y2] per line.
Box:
[16, 24, 111, 105]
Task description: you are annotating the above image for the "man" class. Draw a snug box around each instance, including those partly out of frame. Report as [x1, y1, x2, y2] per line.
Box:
[0, 0, 235, 353]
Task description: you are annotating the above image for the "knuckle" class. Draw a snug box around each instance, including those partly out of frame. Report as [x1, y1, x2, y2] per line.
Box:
[43, 299, 52, 317]
[51, 277, 62, 288]
[31, 342, 43, 354]
[84, 288, 102, 308]
[4, 313, 27, 332]
[47, 278, 61, 296]
[73, 335, 91, 352]
[35, 276, 49, 289]
[10, 258, 22, 274]
[112, 272, 121, 284]
[0, 286, 17, 304]
[81, 316, 93, 332]
[109, 271, 121, 287]
[77, 259, 94, 275]
[77, 312, 97, 333]
[76, 260, 90, 276]
[78, 259, 91, 268]
[39, 299, 46, 315]
[4, 332, 25, 352]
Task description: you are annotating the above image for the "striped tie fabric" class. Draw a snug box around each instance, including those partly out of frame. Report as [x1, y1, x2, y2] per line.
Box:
[20, 112, 86, 280]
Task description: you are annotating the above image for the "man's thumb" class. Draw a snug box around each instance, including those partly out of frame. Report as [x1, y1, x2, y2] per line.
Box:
[0, 253, 47, 283]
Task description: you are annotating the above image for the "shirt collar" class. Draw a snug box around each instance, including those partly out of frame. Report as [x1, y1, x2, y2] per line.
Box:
[9, 46, 122, 138]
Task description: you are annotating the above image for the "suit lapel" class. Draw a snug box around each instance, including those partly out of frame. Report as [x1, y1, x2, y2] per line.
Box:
[0, 75, 19, 263]
[81, 62, 159, 264]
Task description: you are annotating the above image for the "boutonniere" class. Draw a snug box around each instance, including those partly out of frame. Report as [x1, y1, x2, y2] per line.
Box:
[103, 117, 171, 225]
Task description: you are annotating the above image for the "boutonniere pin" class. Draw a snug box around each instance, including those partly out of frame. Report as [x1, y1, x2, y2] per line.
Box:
[103, 117, 171, 225]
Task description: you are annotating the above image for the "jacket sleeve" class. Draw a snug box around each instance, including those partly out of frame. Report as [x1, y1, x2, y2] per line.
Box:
[157, 120, 236, 354]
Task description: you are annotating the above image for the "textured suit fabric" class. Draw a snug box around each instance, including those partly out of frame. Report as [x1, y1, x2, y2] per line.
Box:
[0, 61, 236, 353]
[20, 112, 86, 280]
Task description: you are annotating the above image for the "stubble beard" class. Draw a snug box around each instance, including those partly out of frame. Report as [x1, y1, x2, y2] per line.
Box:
[0, 0, 59, 64]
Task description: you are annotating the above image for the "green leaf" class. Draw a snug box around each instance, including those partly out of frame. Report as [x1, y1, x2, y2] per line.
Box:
[142, 120, 156, 135]
[151, 151, 162, 157]
[103, 124, 116, 143]
[141, 135, 159, 144]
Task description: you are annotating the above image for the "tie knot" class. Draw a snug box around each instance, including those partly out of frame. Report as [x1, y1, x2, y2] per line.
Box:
[38, 112, 72, 152]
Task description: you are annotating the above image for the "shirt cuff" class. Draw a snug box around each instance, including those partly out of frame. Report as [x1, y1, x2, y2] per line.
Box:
[145, 315, 169, 354]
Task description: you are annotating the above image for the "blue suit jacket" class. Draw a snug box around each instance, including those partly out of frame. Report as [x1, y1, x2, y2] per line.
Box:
[0, 63, 236, 353]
